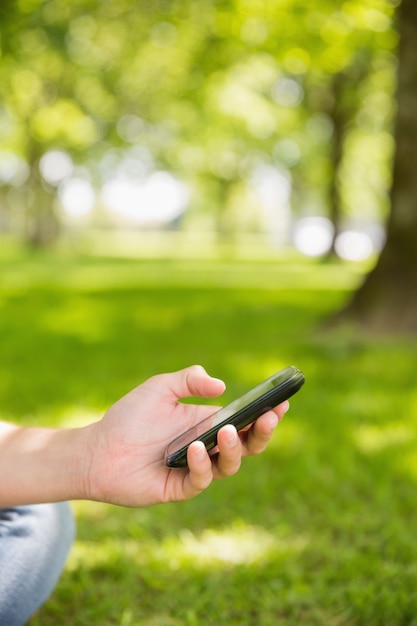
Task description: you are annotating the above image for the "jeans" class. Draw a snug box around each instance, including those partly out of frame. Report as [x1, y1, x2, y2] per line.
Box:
[0, 502, 75, 626]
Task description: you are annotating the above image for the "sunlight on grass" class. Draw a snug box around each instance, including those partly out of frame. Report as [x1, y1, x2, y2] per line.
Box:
[56, 406, 102, 428]
[0, 239, 368, 293]
[353, 423, 415, 454]
[68, 538, 119, 571]
[68, 520, 308, 573]
[350, 385, 417, 456]
[162, 523, 308, 569]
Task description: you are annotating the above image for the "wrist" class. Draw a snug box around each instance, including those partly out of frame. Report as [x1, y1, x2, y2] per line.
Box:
[0, 424, 94, 507]
[76, 422, 103, 502]
[57, 425, 95, 502]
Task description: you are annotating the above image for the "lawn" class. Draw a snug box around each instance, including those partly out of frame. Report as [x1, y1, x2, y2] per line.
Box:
[1, 241, 417, 625]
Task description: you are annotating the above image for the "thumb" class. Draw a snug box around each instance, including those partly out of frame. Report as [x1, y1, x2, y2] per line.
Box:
[161, 365, 226, 400]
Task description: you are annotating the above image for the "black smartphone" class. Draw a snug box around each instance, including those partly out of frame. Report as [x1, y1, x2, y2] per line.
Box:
[164, 365, 305, 468]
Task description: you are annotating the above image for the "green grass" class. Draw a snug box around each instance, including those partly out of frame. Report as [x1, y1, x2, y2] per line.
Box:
[1, 242, 417, 625]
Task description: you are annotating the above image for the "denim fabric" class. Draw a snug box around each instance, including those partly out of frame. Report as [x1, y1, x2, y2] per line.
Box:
[0, 502, 75, 626]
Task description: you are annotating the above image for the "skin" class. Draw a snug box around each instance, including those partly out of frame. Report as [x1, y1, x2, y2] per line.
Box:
[0, 365, 289, 508]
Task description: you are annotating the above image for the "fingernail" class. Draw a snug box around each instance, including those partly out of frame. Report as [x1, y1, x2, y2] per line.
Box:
[225, 427, 238, 447]
[195, 441, 207, 459]
[270, 414, 279, 428]
[280, 400, 290, 417]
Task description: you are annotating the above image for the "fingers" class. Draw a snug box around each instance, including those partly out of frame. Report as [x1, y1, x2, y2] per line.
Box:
[182, 441, 214, 498]
[240, 401, 289, 456]
[274, 400, 290, 422]
[214, 425, 242, 477]
[183, 426, 242, 496]
[172, 398, 290, 501]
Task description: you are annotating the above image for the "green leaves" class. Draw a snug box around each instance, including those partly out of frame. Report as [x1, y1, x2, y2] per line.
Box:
[0, 0, 399, 241]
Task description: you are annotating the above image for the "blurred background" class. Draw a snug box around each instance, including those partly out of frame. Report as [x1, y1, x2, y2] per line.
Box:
[3, 2, 417, 626]
[0, 0, 397, 261]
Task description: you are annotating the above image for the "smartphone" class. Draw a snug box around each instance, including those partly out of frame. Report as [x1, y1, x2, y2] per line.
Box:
[164, 365, 305, 468]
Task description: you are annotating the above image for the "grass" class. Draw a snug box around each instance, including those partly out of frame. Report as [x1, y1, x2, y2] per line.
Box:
[1, 240, 417, 625]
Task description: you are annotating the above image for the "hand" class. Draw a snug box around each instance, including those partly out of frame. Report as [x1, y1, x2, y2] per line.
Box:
[83, 365, 289, 507]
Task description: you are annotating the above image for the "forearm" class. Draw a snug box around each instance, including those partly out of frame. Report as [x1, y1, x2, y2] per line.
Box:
[0, 421, 91, 507]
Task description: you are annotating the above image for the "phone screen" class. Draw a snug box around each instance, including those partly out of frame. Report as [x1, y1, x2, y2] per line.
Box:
[208, 368, 295, 428]
[165, 366, 304, 468]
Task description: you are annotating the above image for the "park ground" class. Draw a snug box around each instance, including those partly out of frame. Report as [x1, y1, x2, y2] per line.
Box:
[1, 236, 417, 626]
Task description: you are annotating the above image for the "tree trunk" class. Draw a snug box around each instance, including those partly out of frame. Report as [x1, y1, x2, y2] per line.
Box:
[327, 73, 348, 255]
[24, 175, 59, 248]
[336, 0, 417, 334]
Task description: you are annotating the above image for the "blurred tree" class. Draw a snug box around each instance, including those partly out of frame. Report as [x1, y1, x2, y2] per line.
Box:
[339, 0, 417, 332]
[0, 0, 397, 244]
[296, 1, 397, 244]
[0, 1, 155, 242]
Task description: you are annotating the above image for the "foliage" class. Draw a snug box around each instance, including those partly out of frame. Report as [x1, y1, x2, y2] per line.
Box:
[335, 0, 417, 333]
[1, 243, 417, 625]
[0, 0, 398, 241]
